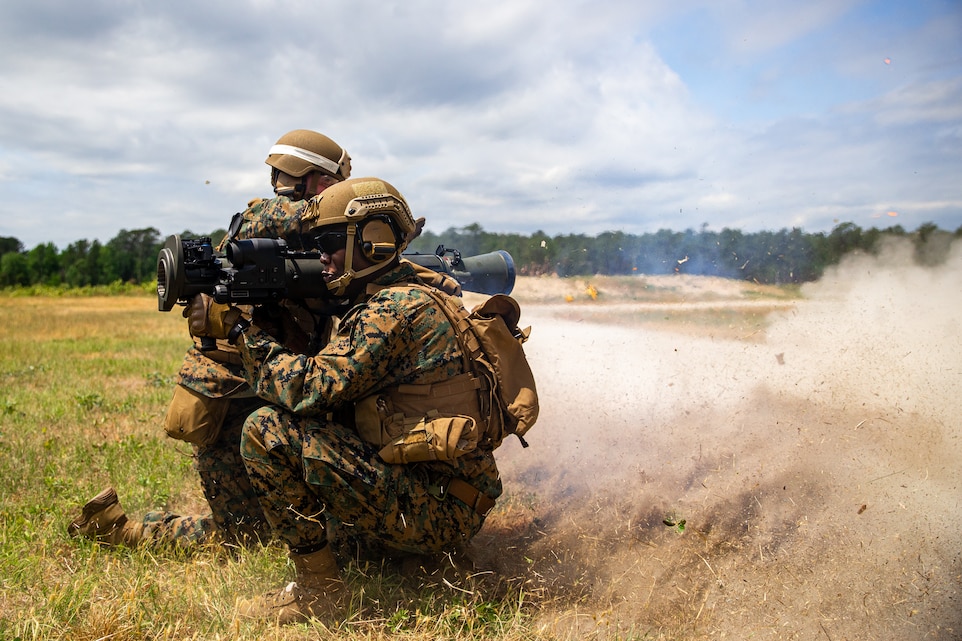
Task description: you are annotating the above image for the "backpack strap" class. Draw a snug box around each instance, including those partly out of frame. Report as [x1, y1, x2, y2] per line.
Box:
[363, 280, 475, 364]
[365, 280, 503, 438]
[404, 284, 503, 438]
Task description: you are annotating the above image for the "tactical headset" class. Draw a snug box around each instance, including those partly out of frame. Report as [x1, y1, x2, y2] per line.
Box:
[301, 178, 417, 297]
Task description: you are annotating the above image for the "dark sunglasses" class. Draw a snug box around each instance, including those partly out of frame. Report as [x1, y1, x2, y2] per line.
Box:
[313, 231, 348, 255]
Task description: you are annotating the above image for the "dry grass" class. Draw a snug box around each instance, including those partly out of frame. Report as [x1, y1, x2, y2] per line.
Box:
[0, 291, 552, 640]
[3, 268, 958, 640]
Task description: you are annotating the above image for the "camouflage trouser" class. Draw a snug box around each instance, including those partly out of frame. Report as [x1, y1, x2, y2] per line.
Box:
[240, 405, 484, 555]
[142, 396, 271, 548]
[140, 510, 211, 547]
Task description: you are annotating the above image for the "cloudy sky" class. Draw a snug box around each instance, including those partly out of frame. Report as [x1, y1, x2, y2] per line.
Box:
[1, 0, 960, 250]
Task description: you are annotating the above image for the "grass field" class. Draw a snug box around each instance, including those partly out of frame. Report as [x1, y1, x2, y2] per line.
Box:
[0, 278, 796, 641]
[0, 292, 547, 640]
[3, 265, 957, 640]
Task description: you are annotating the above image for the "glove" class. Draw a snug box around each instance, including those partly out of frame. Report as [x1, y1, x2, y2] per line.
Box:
[250, 303, 284, 339]
[251, 303, 311, 353]
[184, 294, 247, 341]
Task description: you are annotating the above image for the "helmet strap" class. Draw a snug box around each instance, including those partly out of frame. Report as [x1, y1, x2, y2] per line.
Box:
[271, 168, 308, 200]
[325, 223, 398, 298]
[291, 179, 307, 200]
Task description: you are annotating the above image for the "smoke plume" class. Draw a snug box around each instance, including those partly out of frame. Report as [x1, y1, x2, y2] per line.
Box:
[475, 238, 962, 639]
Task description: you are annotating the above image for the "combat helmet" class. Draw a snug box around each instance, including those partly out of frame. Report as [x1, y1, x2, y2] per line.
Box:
[301, 177, 417, 297]
[265, 129, 352, 180]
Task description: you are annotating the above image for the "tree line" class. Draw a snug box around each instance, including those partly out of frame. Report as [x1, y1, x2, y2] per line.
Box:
[1, 221, 958, 289]
[409, 221, 959, 282]
[0, 229, 174, 288]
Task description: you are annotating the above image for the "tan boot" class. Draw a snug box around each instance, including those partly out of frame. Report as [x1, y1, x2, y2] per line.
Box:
[236, 545, 348, 625]
[67, 487, 143, 546]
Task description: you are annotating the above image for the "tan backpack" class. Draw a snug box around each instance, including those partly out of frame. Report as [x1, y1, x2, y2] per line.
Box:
[355, 284, 539, 463]
[418, 286, 539, 449]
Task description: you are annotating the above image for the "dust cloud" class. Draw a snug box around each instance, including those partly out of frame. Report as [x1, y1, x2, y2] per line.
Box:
[473, 238, 962, 640]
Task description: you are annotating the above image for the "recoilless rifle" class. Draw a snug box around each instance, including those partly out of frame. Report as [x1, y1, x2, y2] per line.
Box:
[156, 234, 516, 313]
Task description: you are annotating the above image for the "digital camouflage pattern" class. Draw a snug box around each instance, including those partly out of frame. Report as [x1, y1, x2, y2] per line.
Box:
[179, 194, 309, 400]
[147, 195, 309, 547]
[141, 395, 270, 546]
[243, 409, 494, 553]
[216, 195, 308, 252]
[239, 262, 466, 411]
[238, 261, 502, 554]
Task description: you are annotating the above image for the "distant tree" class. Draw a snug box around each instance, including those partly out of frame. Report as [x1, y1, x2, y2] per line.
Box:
[6, 220, 956, 290]
[0, 251, 30, 286]
[177, 228, 228, 246]
[210, 228, 228, 247]
[104, 228, 163, 283]
[596, 230, 634, 274]
[61, 239, 92, 287]
[642, 228, 685, 274]
[552, 232, 596, 276]
[455, 223, 484, 256]
[61, 239, 108, 287]
[0, 236, 23, 256]
[779, 227, 819, 282]
[914, 222, 940, 244]
[825, 222, 865, 261]
[26, 243, 61, 286]
[716, 227, 747, 277]
[521, 230, 555, 275]
[88, 240, 107, 286]
[913, 222, 953, 265]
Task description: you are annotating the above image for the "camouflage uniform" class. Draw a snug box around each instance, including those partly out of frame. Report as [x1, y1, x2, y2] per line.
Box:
[239, 261, 502, 555]
[142, 195, 330, 547]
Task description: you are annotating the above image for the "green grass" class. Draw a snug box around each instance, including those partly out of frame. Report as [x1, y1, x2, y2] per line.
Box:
[0, 293, 550, 641]
[1, 287, 780, 640]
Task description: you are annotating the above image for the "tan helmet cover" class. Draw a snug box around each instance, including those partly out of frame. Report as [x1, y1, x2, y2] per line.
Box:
[265, 129, 352, 179]
[301, 177, 418, 297]
[301, 177, 416, 242]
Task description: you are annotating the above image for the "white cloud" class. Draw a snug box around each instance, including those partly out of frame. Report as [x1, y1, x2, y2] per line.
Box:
[0, 0, 959, 249]
[720, 0, 862, 56]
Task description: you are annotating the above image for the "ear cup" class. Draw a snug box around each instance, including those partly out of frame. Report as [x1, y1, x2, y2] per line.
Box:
[359, 216, 399, 261]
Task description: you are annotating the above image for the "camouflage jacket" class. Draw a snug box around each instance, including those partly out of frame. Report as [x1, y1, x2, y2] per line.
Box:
[177, 195, 311, 398]
[174, 195, 459, 398]
[216, 195, 306, 252]
[237, 260, 501, 493]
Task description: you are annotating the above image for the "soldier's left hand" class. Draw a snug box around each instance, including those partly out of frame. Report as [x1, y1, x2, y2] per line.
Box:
[185, 294, 244, 340]
[251, 304, 311, 353]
